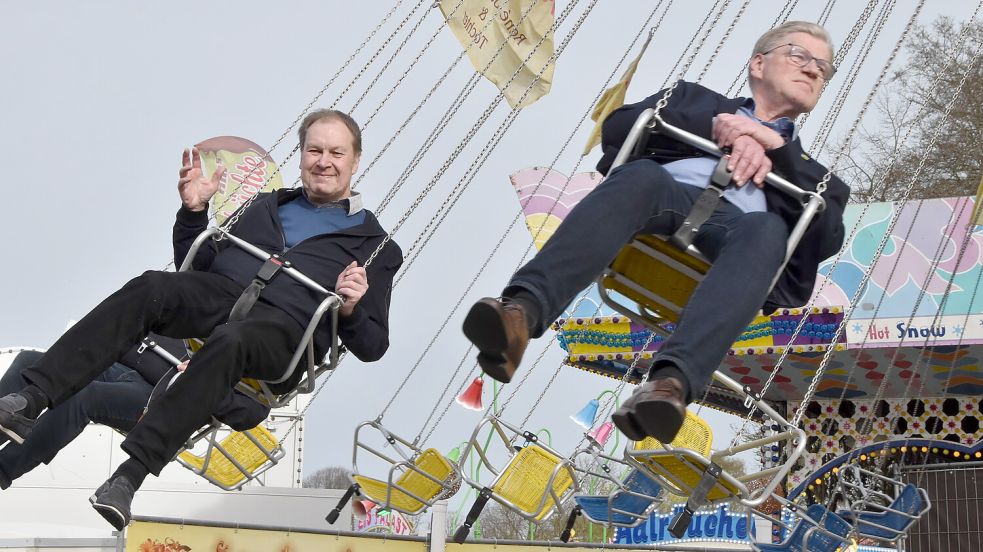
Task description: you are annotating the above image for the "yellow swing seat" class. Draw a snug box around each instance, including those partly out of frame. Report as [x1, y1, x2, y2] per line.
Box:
[600, 233, 709, 331]
[326, 421, 463, 523]
[491, 445, 574, 520]
[452, 415, 580, 542]
[352, 448, 460, 515]
[626, 372, 808, 538]
[596, 108, 826, 336]
[177, 424, 284, 490]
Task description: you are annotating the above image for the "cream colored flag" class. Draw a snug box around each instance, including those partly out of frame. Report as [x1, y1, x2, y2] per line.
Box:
[439, 0, 555, 109]
[583, 31, 653, 154]
[973, 170, 983, 226]
[196, 136, 284, 225]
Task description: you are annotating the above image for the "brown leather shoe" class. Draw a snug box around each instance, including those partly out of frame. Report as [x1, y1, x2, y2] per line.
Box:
[462, 297, 530, 383]
[612, 377, 687, 443]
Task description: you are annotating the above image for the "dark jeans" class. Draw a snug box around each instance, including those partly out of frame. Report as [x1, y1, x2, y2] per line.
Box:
[0, 351, 152, 487]
[22, 270, 304, 475]
[509, 158, 788, 399]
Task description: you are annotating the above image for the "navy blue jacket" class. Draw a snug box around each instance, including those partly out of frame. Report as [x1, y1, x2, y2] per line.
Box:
[597, 81, 849, 310]
[173, 188, 403, 362]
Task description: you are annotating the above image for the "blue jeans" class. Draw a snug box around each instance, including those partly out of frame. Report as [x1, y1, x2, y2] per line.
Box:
[509, 158, 788, 399]
[0, 351, 152, 487]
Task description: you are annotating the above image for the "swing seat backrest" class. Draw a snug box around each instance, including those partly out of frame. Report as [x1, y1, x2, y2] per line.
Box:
[574, 468, 663, 526]
[177, 424, 284, 490]
[353, 448, 458, 515]
[630, 410, 746, 502]
[634, 409, 714, 455]
[600, 234, 710, 328]
[755, 504, 852, 552]
[846, 483, 927, 540]
[491, 445, 574, 520]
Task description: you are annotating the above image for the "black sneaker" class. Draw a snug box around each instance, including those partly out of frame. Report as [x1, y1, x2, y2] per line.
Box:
[88, 479, 111, 504]
[91, 476, 135, 531]
[0, 394, 37, 445]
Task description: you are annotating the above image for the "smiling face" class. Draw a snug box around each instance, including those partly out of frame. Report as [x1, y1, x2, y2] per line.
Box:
[749, 32, 833, 120]
[299, 117, 361, 204]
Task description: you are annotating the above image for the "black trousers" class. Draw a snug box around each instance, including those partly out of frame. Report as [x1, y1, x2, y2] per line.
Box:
[23, 270, 304, 474]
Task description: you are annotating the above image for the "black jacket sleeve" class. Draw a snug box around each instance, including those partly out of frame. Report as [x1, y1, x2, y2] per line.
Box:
[173, 206, 216, 270]
[597, 81, 740, 175]
[335, 240, 403, 362]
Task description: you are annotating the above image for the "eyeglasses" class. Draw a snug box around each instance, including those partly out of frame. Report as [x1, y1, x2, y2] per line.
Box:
[763, 43, 836, 80]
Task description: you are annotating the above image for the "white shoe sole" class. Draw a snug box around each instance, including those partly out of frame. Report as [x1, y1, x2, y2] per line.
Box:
[92, 501, 128, 531]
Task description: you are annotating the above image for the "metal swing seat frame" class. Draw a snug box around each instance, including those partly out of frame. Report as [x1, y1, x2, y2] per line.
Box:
[325, 420, 462, 522]
[752, 500, 854, 552]
[452, 415, 581, 543]
[624, 371, 807, 536]
[143, 226, 344, 490]
[832, 464, 931, 544]
[596, 108, 827, 337]
[566, 446, 665, 529]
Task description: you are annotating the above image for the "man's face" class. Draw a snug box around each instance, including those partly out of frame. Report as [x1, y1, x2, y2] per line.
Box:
[299, 118, 360, 204]
[750, 32, 832, 118]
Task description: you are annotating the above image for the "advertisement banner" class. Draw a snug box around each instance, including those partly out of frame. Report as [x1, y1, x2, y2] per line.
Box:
[438, 0, 556, 108]
[846, 314, 983, 347]
[127, 521, 427, 552]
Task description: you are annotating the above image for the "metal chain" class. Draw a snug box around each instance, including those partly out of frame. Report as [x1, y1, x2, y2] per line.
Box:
[347, 0, 436, 114]
[724, 0, 801, 97]
[829, 36, 983, 423]
[370, 0, 550, 212]
[695, 0, 752, 83]
[414, 1, 675, 437]
[815, 0, 983, 421]
[796, 0, 880, 131]
[817, 0, 838, 26]
[657, 0, 725, 92]
[373, 0, 598, 421]
[812, 0, 898, 157]
[865, 197, 975, 474]
[814, 0, 921, 214]
[652, 0, 733, 119]
[396, 0, 608, 268]
[359, 0, 468, 131]
[791, 57, 981, 429]
[363, 0, 591, 270]
[397, 1, 671, 278]
[729, 0, 929, 440]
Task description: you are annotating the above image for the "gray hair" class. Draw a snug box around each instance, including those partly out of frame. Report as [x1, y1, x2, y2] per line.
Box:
[752, 21, 835, 59]
[297, 109, 362, 154]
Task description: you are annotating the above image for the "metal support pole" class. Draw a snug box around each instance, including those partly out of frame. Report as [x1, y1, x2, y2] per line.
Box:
[430, 500, 448, 552]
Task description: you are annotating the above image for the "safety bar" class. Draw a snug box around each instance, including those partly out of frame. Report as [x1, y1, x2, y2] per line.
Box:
[609, 109, 827, 288]
[710, 371, 806, 509]
[179, 226, 343, 394]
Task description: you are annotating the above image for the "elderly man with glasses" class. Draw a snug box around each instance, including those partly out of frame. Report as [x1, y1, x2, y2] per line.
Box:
[462, 21, 849, 443]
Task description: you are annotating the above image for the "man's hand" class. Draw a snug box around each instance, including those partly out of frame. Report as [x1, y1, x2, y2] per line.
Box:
[727, 135, 773, 188]
[176, 360, 190, 372]
[336, 261, 369, 317]
[711, 113, 785, 151]
[178, 147, 226, 212]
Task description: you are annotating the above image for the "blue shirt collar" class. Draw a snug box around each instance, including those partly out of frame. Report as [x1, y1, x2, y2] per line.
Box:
[740, 98, 798, 142]
[300, 189, 364, 215]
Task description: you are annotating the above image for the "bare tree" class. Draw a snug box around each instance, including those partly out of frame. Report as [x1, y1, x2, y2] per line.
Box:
[835, 17, 983, 203]
[303, 465, 352, 489]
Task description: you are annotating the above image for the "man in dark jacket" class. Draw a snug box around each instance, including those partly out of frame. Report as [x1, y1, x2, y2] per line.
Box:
[0, 109, 402, 529]
[0, 337, 268, 489]
[462, 22, 848, 443]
